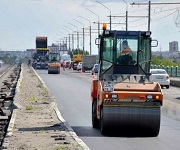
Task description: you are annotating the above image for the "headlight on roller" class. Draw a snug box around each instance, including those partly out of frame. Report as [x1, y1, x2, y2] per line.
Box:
[146, 94, 153, 100]
[111, 94, 118, 99]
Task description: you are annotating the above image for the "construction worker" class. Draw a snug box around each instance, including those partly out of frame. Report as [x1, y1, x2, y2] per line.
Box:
[117, 40, 135, 65]
[63, 60, 66, 71]
[45, 52, 49, 61]
[28, 58, 31, 67]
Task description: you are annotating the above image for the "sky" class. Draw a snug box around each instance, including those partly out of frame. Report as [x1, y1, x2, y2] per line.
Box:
[0, 0, 180, 54]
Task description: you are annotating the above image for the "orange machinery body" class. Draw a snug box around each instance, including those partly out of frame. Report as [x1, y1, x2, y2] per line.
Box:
[91, 79, 163, 120]
[48, 62, 61, 74]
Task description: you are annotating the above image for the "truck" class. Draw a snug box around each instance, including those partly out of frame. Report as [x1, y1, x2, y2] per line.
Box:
[71, 54, 82, 70]
[82, 55, 98, 72]
[91, 24, 163, 136]
[32, 36, 49, 69]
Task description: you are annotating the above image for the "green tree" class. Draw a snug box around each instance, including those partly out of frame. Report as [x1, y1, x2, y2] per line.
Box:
[151, 55, 180, 67]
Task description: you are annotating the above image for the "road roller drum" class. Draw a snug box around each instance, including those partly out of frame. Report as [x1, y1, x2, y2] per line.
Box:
[100, 101, 161, 136]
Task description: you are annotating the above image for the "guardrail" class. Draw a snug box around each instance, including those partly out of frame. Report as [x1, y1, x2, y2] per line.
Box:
[151, 65, 180, 77]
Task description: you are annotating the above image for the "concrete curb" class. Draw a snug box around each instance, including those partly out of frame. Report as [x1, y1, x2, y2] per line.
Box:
[170, 79, 180, 88]
[32, 68, 90, 150]
[2, 64, 24, 149]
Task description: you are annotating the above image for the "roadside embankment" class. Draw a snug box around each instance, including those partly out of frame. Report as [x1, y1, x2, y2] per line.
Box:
[3, 63, 89, 150]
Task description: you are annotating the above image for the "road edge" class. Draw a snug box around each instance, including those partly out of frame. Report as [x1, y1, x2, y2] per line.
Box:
[2, 64, 24, 149]
[33, 68, 90, 150]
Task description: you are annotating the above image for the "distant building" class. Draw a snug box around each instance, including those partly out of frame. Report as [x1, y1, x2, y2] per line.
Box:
[48, 44, 59, 53]
[48, 43, 68, 55]
[169, 41, 178, 52]
[0, 51, 23, 59]
[25, 49, 36, 58]
[152, 51, 179, 58]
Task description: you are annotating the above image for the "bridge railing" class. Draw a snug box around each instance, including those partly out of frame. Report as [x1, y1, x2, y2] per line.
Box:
[151, 65, 180, 77]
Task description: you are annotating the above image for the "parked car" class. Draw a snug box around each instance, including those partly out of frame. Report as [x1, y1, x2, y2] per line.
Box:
[77, 62, 82, 71]
[150, 69, 170, 89]
[0, 60, 4, 67]
[92, 64, 99, 75]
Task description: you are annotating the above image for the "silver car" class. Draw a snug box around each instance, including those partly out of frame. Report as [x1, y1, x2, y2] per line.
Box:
[150, 69, 170, 89]
[77, 62, 82, 71]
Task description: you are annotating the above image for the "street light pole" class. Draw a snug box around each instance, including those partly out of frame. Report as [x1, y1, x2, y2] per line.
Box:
[58, 31, 68, 51]
[62, 28, 71, 53]
[78, 15, 92, 55]
[73, 19, 85, 55]
[68, 23, 79, 52]
[64, 25, 75, 51]
[86, 8, 100, 38]
[96, 1, 111, 30]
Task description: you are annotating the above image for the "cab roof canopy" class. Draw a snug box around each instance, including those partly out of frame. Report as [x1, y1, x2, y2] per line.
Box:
[36, 36, 47, 40]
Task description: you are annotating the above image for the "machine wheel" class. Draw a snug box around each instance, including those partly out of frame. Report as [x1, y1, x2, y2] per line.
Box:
[82, 68, 85, 72]
[92, 99, 99, 128]
[100, 106, 106, 135]
[166, 85, 170, 89]
[48, 70, 50, 74]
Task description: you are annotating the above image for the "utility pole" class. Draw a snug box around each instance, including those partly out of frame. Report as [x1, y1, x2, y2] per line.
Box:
[86, 8, 100, 54]
[69, 23, 79, 52]
[73, 19, 85, 55]
[62, 28, 71, 53]
[130, 1, 180, 31]
[96, 1, 111, 30]
[122, 0, 128, 31]
[64, 25, 75, 51]
[78, 16, 92, 55]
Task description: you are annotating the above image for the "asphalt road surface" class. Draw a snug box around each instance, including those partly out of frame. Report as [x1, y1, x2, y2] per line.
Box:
[36, 68, 180, 150]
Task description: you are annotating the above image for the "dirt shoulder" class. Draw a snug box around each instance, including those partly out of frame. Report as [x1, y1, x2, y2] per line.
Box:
[2, 64, 89, 150]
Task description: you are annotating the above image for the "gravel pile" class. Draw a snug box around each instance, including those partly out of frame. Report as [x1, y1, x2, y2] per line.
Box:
[2, 63, 88, 150]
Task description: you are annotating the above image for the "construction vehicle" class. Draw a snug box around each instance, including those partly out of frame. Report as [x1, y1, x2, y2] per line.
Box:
[48, 52, 61, 74]
[32, 36, 49, 69]
[71, 54, 82, 70]
[91, 24, 163, 136]
[82, 55, 98, 72]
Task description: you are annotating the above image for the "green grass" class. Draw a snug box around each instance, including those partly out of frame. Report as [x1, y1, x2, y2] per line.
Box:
[55, 145, 70, 150]
[20, 81, 22, 89]
[27, 95, 36, 102]
[26, 106, 34, 110]
[39, 129, 45, 134]
[41, 86, 48, 95]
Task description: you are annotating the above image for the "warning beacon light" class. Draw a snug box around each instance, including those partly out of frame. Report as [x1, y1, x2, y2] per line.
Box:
[102, 23, 107, 30]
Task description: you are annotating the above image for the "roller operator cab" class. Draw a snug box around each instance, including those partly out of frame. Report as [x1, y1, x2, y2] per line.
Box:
[48, 53, 60, 74]
[91, 26, 163, 136]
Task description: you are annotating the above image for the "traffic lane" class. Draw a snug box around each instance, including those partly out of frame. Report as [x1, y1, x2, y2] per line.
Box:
[80, 115, 180, 150]
[37, 69, 180, 150]
[36, 69, 92, 126]
[162, 87, 180, 121]
[62, 70, 180, 150]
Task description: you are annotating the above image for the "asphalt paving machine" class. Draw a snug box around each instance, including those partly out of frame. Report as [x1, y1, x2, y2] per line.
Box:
[48, 52, 60, 74]
[91, 24, 163, 136]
